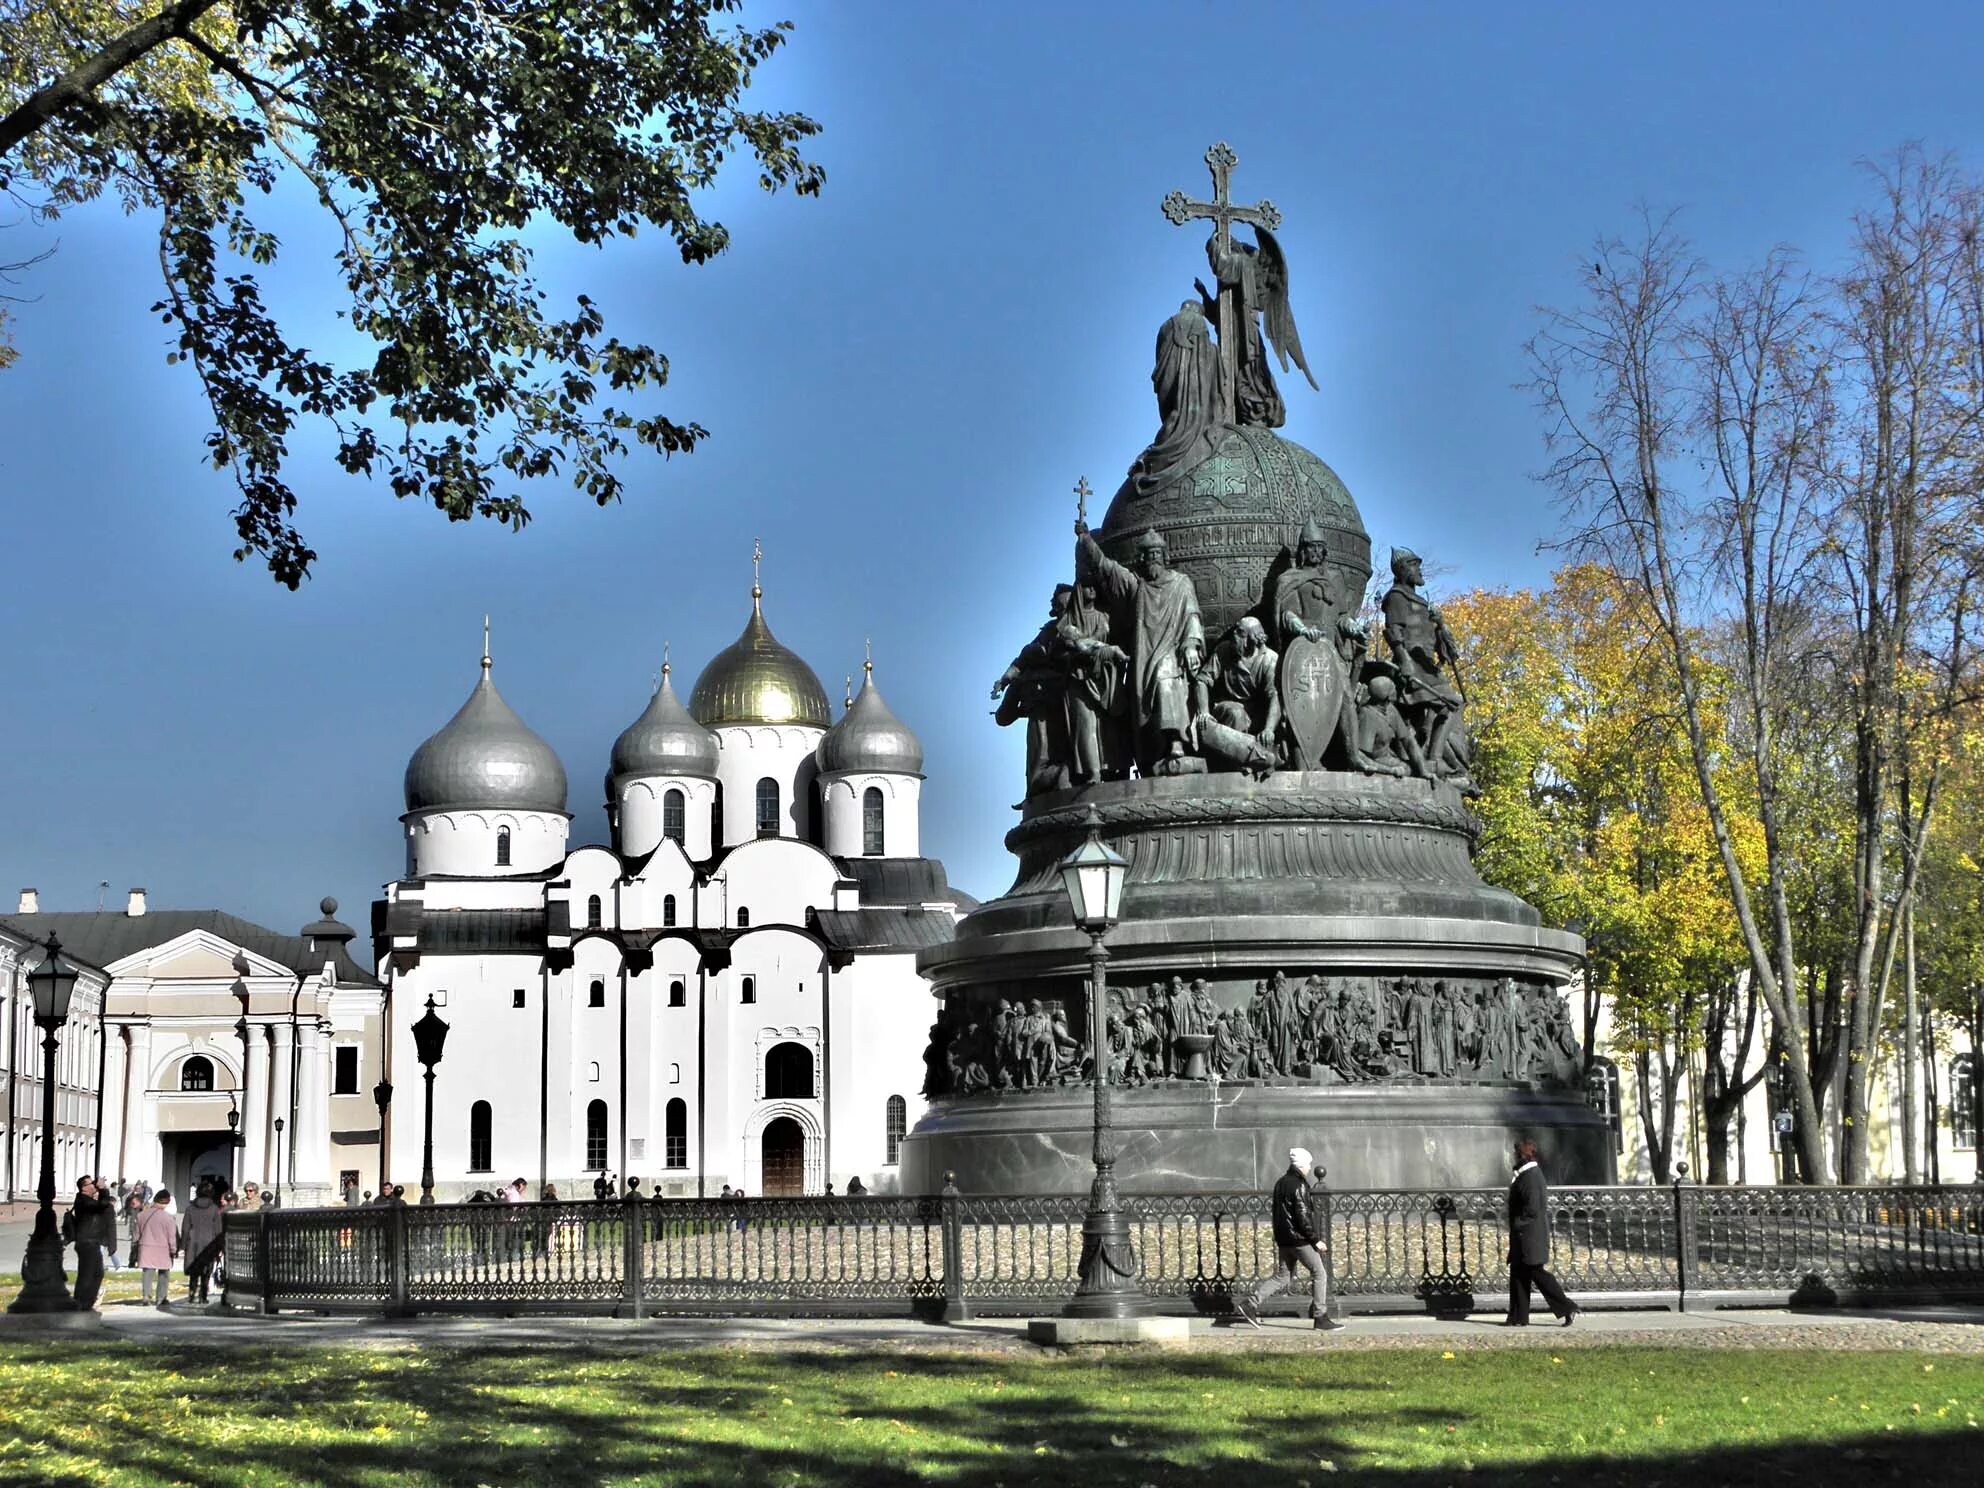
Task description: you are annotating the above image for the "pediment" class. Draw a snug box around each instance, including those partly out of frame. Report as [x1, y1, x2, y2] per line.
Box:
[108, 929, 291, 981]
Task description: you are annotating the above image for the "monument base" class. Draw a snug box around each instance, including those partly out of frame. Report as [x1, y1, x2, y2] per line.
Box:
[902, 1081, 1614, 1194]
[1027, 1316, 1193, 1346]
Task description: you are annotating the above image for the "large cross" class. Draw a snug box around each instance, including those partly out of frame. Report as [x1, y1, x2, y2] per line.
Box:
[1162, 141, 1282, 423]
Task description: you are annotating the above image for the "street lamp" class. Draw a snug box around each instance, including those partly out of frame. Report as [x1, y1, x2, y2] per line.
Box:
[412, 997, 450, 1205]
[373, 1078, 394, 1188]
[9, 935, 81, 1314]
[1058, 807, 1149, 1319]
[273, 1116, 285, 1205]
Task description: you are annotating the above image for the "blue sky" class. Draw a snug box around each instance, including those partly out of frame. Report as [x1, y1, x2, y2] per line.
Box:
[4, 2, 1982, 931]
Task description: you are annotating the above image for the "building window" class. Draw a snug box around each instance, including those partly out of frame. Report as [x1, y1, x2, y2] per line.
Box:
[586, 894, 602, 929]
[180, 1055, 215, 1092]
[496, 826, 511, 866]
[589, 978, 606, 1008]
[333, 1046, 359, 1095]
[586, 1100, 609, 1171]
[736, 907, 750, 928]
[663, 788, 685, 845]
[885, 1094, 907, 1165]
[669, 979, 685, 1008]
[755, 777, 780, 838]
[512, 988, 527, 1009]
[588, 1061, 601, 1083]
[663, 894, 677, 927]
[711, 783, 724, 847]
[469, 1101, 492, 1172]
[740, 975, 756, 1005]
[665, 1098, 688, 1168]
[863, 786, 885, 857]
[669, 1062, 681, 1084]
[765, 1041, 815, 1100]
[1955, 1055, 1978, 1151]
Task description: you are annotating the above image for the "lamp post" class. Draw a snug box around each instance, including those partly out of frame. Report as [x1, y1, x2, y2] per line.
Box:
[1059, 808, 1150, 1319]
[412, 997, 450, 1205]
[9, 935, 80, 1313]
[272, 1116, 285, 1205]
[373, 1078, 394, 1189]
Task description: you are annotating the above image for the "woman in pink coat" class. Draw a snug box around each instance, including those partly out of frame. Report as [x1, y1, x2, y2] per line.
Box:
[131, 1190, 180, 1308]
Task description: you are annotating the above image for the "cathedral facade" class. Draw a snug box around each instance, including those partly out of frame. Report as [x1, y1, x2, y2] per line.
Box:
[374, 573, 967, 1199]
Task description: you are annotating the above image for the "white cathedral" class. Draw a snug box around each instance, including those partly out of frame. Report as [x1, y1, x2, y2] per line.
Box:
[375, 568, 969, 1199]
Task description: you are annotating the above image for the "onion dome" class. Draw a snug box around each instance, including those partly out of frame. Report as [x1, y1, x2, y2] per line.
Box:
[689, 556, 832, 728]
[610, 660, 719, 781]
[817, 658, 924, 776]
[403, 630, 568, 814]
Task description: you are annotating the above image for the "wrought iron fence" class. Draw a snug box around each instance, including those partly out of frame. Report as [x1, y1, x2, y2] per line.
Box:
[221, 1182, 1984, 1319]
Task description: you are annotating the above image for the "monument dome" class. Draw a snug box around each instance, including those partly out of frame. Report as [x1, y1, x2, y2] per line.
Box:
[404, 650, 567, 815]
[1097, 422, 1371, 641]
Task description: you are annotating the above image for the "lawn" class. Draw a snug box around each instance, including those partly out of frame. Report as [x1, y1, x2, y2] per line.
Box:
[0, 1337, 1976, 1486]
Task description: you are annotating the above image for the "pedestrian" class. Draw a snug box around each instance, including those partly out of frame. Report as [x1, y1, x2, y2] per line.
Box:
[133, 1177, 152, 1205]
[1234, 1147, 1340, 1330]
[845, 1176, 867, 1197]
[64, 1177, 117, 1310]
[593, 1171, 611, 1202]
[541, 1183, 559, 1202]
[95, 1177, 123, 1268]
[718, 1184, 733, 1200]
[179, 1179, 226, 1305]
[1504, 1138, 1580, 1326]
[123, 1189, 147, 1268]
[344, 1177, 361, 1206]
[132, 1189, 180, 1308]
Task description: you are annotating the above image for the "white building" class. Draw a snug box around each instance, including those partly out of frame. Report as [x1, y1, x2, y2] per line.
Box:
[2, 908, 108, 1202]
[2, 890, 380, 1204]
[374, 573, 969, 1199]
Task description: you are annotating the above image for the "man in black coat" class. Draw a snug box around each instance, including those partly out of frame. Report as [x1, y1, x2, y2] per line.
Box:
[1235, 1147, 1342, 1330]
[64, 1176, 118, 1310]
[1505, 1137, 1579, 1326]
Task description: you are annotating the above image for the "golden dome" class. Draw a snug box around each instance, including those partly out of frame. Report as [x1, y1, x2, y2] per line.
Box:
[689, 590, 832, 728]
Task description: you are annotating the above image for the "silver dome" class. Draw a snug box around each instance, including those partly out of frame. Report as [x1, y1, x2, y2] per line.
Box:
[404, 656, 568, 815]
[610, 665, 719, 782]
[816, 664, 924, 776]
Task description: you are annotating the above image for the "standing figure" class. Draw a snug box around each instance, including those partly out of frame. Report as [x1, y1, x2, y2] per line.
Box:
[1058, 581, 1129, 785]
[1077, 521, 1206, 775]
[1131, 300, 1222, 493]
[1403, 979, 1439, 1076]
[1504, 1138, 1580, 1327]
[1271, 518, 1367, 770]
[993, 586, 1079, 796]
[1200, 226, 1317, 429]
[1381, 548, 1470, 782]
[1232, 1147, 1342, 1330]
[65, 1177, 115, 1311]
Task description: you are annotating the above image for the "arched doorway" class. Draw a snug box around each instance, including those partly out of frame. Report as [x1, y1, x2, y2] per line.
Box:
[761, 1116, 806, 1196]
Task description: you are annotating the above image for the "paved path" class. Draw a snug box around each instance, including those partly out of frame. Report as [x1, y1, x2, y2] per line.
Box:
[18, 1300, 1980, 1354]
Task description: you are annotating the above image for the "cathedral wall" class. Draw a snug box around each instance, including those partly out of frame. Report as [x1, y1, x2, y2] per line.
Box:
[622, 847, 697, 930]
[707, 838, 843, 933]
[819, 773, 923, 859]
[828, 951, 934, 1194]
[617, 776, 719, 861]
[712, 726, 825, 846]
[403, 808, 568, 878]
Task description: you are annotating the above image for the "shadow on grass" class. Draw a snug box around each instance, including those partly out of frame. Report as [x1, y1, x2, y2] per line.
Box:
[0, 1342, 1972, 1487]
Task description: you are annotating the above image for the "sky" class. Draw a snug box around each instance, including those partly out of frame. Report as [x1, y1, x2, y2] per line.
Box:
[4, 1, 1984, 934]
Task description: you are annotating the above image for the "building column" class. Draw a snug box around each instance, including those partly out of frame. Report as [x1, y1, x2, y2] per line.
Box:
[269, 1019, 295, 1195]
[100, 1025, 127, 1182]
[240, 1023, 268, 1190]
[295, 1017, 332, 1200]
[125, 1022, 156, 1189]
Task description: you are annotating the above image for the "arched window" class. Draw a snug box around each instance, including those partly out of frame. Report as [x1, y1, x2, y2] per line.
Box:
[662, 893, 677, 927]
[755, 777, 780, 838]
[885, 1094, 907, 1165]
[588, 978, 605, 1008]
[586, 1099, 609, 1171]
[665, 1098, 688, 1168]
[740, 975, 756, 1005]
[669, 979, 686, 1008]
[765, 1041, 815, 1100]
[736, 906, 750, 928]
[496, 826, 511, 866]
[711, 782, 724, 847]
[179, 1055, 214, 1092]
[586, 894, 602, 929]
[663, 788, 686, 846]
[1955, 1054, 1978, 1151]
[862, 786, 885, 857]
[469, 1101, 492, 1172]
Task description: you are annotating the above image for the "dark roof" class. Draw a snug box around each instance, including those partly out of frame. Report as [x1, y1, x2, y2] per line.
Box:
[811, 907, 958, 953]
[0, 910, 379, 987]
[415, 910, 548, 955]
[835, 857, 966, 909]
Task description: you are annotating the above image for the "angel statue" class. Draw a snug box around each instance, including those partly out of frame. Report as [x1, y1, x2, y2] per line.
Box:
[1196, 226, 1316, 429]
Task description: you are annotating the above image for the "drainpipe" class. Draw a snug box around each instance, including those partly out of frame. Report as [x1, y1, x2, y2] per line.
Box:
[696, 964, 708, 1198]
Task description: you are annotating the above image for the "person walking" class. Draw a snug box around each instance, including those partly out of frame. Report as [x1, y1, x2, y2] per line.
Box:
[179, 1180, 226, 1305]
[64, 1177, 117, 1310]
[1504, 1138, 1580, 1327]
[95, 1177, 123, 1269]
[1235, 1147, 1340, 1330]
[122, 1189, 147, 1270]
[132, 1190, 180, 1309]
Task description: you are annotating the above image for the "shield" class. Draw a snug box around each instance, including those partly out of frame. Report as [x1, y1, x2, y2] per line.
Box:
[1280, 634, 1347, 769]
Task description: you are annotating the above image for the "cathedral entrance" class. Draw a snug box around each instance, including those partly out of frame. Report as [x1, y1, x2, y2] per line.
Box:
[760, 1117, 805, 1196]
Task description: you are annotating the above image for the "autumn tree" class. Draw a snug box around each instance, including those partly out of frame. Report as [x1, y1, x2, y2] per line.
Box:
[0, 2, 822, 585]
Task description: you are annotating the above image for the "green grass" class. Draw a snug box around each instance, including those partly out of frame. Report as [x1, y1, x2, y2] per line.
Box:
[0, 1341, 1976, 1486]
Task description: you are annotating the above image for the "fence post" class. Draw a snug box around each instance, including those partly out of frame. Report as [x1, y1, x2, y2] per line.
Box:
[623, 1197, 646, 1320]
[387, 1202, 410, 1316]
[258, 1213, 278, 1316]
[1671, 1163, 1700, 1312]
[941, 1172, 971, 1323]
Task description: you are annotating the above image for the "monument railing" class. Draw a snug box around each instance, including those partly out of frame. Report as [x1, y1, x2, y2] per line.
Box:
[220, 1182, 1984, 1319]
